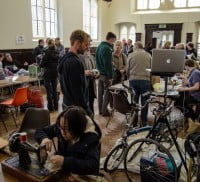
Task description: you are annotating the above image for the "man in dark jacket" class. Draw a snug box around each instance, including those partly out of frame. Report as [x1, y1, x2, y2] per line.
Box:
[58, 30, 91, 114]
[33, 39, 45, 63]
[35, 106, 101, 175]
[96, 32, 116, 116]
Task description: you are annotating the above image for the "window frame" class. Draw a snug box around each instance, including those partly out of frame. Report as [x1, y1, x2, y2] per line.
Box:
[83, 0, 98, 41]
[173, 0, 200, 8]
[136, 0, 161, 10]
[31, 0, 57, 39]
[120, 23, 136, 43]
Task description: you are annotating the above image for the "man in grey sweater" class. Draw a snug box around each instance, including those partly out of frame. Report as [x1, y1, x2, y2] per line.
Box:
[126, 41, 151, 126]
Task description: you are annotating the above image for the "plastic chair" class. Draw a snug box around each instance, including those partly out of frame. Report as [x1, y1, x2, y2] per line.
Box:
[0, 86, 28, 129]
[18, 108, 50, 144]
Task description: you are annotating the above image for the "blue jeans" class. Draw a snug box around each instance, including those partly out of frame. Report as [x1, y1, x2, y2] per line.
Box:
[44, 79, 58, 110]
[129, 80, 151, 126]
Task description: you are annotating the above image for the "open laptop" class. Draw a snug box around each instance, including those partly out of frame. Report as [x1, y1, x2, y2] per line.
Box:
[151, 49, 185, 76]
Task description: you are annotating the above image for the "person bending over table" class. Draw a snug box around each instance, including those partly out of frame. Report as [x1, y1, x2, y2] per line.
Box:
[35, 106, 101, 175]
[175, 59, 200, 123]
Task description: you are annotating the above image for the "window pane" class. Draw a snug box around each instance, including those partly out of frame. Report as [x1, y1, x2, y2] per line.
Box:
[188, 0, 200, 7]
[37, 7, 43, 21]
[51, 9, 55, 22]
[31, 0, 36, 6]
[129, 26, 136, 43]
[32, 21, 38, 37]
[50, 0, 55, 9]
[45, 0, 50, 8]
[31, 6, 37, 20]
[37, 0, 42, 6]
[174, 0, 186, 7]
[149, 0, 160, 9]
[137, 0, 148, 9]
[45, 9, 50, 21]
[38, 20, 44, 37]
[120, 26, 128, 41]
[46, 22, 50, 37]
[51, 22, 56, 37]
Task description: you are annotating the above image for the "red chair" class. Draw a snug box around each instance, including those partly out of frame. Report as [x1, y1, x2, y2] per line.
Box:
[0, 86, 28, 129]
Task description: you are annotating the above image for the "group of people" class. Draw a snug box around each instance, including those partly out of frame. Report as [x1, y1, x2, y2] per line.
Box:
[5, 29, 195, 177]
[0, 53, 29, 77]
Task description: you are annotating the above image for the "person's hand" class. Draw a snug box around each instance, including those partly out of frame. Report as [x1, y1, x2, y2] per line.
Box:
[41, 138, 52, 152]
[50, 155, 64, 169]
[108, 79, 113, 86]
[178, 87, 186, 92]
[182, 77, 188, 86]
[120, 69, 125, 74]
[85, 70, 92, 76]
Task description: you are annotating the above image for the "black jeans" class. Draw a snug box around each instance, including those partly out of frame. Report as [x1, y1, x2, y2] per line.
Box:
[174, 91, 197, 120]
[44, 79, 58, 110]
[129, 80, 151, 126]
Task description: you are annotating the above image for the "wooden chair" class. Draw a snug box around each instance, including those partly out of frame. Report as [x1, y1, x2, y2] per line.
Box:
[0, 86, 28, 129]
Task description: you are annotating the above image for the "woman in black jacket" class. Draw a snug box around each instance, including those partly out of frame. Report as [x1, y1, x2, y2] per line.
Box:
[35, 106, 101, 175]
[40, 39, 59, 111]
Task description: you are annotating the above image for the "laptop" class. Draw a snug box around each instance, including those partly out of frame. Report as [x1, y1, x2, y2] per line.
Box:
[151, 49, 185, 76]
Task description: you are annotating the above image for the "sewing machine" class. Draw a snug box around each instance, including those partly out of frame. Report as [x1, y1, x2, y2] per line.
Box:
[1, 132, 62, 182]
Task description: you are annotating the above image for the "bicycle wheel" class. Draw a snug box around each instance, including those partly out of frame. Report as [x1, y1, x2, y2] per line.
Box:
[124, 138, 178, 182]
[104, 143, 127, 173]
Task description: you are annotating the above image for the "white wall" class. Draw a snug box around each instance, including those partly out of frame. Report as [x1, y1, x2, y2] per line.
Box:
[0, 0, 199, 49]
[0, 0, 33, 49]
[105, 0, 200, 46]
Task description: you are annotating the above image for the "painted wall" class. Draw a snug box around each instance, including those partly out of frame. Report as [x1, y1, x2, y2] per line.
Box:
[106, 0, 200, 46]
[0, 0, 199, 49]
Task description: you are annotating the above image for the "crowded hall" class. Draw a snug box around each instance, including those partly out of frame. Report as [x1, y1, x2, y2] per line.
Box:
[0, 0, 200, 181]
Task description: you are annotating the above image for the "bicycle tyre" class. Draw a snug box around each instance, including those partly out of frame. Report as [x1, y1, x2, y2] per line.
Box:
[124, 138, 178, 182]
[104, 143, 127, 173]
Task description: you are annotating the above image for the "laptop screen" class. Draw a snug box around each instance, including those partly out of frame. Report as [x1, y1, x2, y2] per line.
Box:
[151, 49, 185, 76]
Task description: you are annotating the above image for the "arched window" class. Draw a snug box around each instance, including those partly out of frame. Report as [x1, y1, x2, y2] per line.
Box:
[120, 26, 128, 41]
[120, 24, 136, 42]
[83, 0, 98, 40]
[129, 26, 136, 43]
[31, 0, 57, 38]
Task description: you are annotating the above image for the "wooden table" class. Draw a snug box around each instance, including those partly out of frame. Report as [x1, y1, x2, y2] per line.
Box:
[0, 76, 42, 95]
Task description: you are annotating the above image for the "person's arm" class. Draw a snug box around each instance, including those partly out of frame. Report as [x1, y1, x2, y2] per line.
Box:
[62, 142, 99, 175]
[178, 82, 200, 92]
[35, 124, 57, 144]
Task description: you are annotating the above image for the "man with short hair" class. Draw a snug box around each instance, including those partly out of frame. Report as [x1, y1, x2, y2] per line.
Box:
[127, 39, 133, 55]
[55, 37, 65, 58]
[96, 32, 116, 116]
[126, 41, 151, 126]
[33, 39, 45, 63]
[186, 42, 197, 60]
[58, 30, 91, 115]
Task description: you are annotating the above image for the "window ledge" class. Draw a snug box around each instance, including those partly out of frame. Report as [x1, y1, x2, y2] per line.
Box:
[132, 8, 200, 14]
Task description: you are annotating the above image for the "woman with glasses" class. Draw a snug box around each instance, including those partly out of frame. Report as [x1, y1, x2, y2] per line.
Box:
[35, 106, 101, 175]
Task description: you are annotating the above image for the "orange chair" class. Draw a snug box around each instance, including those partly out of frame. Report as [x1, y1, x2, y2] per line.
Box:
[0, 86, 28, 129]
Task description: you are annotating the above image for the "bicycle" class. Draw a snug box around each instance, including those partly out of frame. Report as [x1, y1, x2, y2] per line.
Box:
[104, 82, 179, 174]
[123, 101, 181, 182]
[185, 132, 200, 182]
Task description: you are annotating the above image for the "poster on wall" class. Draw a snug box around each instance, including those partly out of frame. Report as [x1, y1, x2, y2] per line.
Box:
[16, 35, 25, 45]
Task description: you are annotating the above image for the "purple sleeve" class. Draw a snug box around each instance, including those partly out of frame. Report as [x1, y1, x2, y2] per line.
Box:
[192, 70, 200, 84]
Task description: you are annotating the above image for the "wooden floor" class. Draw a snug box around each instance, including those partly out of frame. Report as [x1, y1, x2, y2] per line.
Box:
[0, 92, 200, 182]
